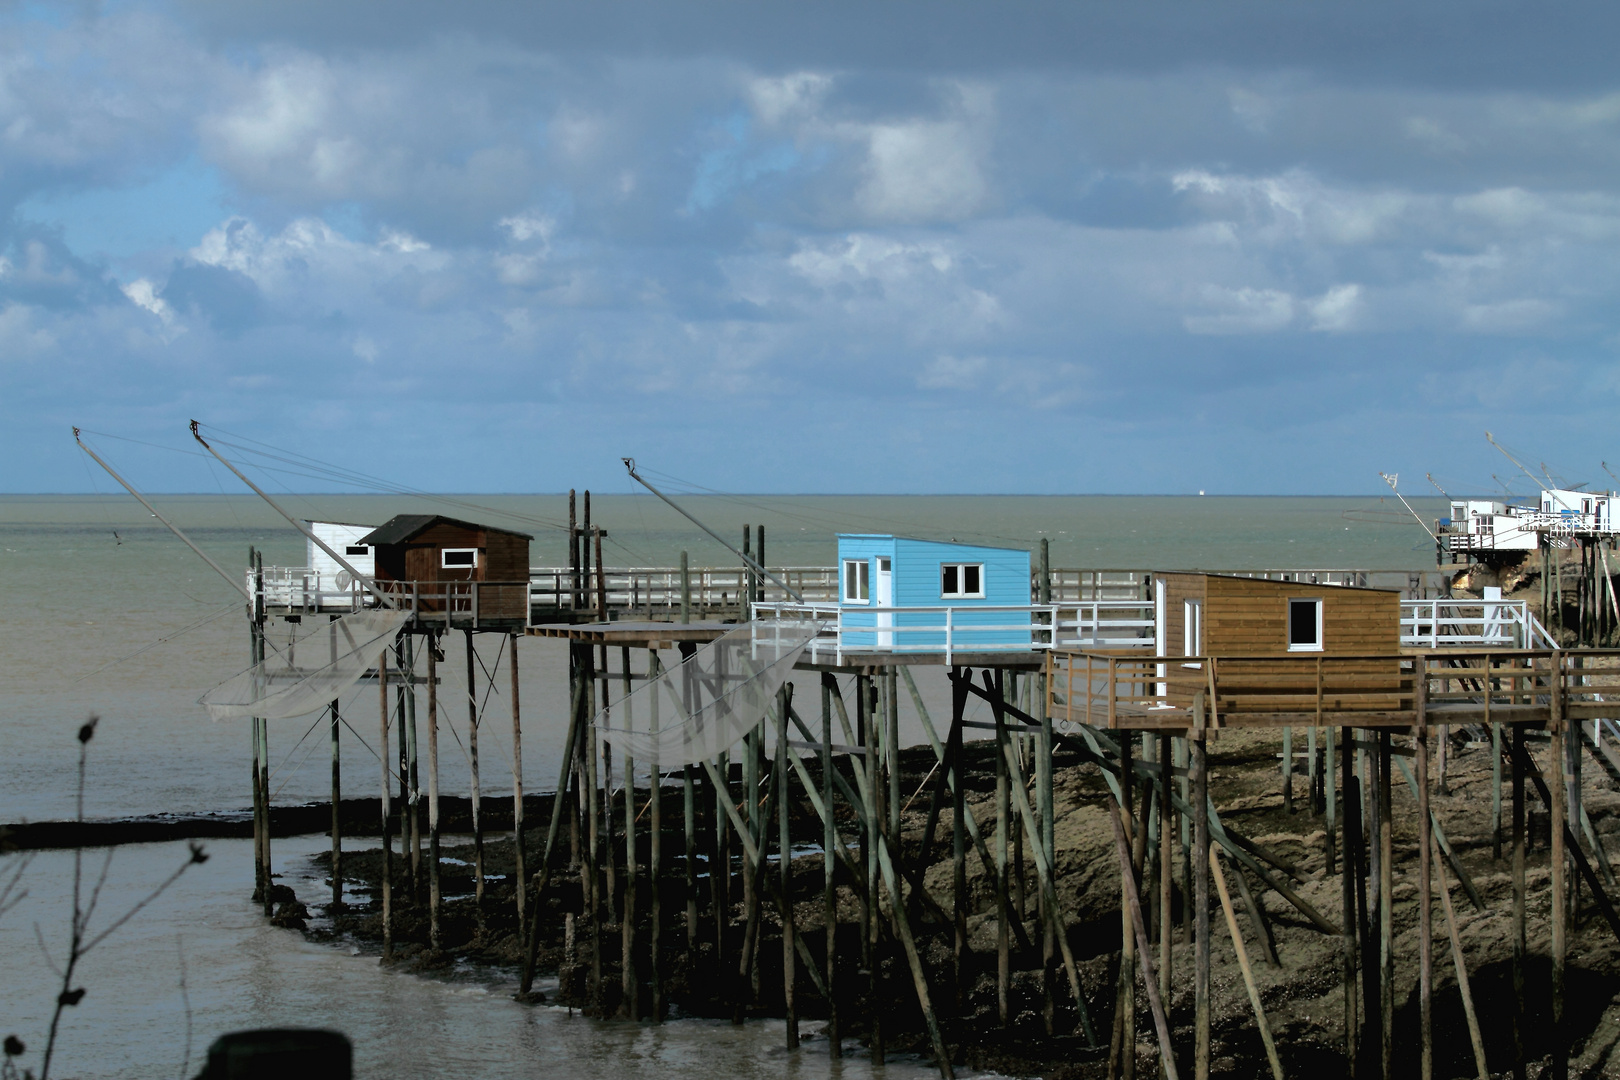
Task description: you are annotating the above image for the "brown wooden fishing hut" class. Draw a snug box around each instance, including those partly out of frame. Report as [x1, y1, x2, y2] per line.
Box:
[358, 514, 532, 624]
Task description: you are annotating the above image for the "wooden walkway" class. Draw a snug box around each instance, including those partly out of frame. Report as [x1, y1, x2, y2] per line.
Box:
[1048, 647, 1620, 731]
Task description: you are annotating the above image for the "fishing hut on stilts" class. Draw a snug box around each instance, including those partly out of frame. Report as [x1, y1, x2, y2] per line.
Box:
[145, 430, 1620, 1079]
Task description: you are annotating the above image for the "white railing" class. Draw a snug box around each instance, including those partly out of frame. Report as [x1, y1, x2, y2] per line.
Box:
[752, 600, 1158, 664]
[529, 565, 837, 615]
[1398, 599, 1556, 649]
[1523, 510, 1620, 536]
[753, 601, 1063, 664]
[252, 567, 373, 612]
[1053, 600, 1158, 648]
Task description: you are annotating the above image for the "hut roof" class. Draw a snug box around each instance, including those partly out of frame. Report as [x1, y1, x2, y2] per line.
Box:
[358, 514, 533, 546]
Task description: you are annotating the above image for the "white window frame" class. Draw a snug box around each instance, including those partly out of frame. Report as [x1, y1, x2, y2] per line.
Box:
[842, 558, 870, 603]
[1183, 598, 1204, 666]
[940, 562, 985, 599]
[441, 547, 479, 570]
[1287, 597, 1324, 652]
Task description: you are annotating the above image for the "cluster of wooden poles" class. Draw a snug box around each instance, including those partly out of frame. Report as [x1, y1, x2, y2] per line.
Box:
[1541, 539, 1620, 647]
[1096, 656, 1620, 1080]
[242, 589, 1618, 1080]
[505, 644, 1097, 1080]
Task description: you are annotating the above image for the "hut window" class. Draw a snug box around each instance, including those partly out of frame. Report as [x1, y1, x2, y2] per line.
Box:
[1287, 598, 1323, 652]
[842, 559, 869, 603]
[442, 548, 479, 569]
[941, 563, 984, 599]
[345, 545, 369, 556]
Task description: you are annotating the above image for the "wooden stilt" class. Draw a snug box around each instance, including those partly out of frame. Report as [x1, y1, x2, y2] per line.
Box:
[1159, 733, 1173, 1008]
[427, 633, 441, 950]
[249, 548, 263, 906]
[949, 669, 969, 1011]
[986, 678, 1095, 1045]
[602, 694, 616, 921]
[1493, 717, 1504, 861]
[330, 698, 342, 909]
[1512, 722, 1526, 1080]
[518, 643, 590, 995]
[402, 635, 421, 900]
[1210, 847, 1283, 1080]
[1107, 799, 1181, 1080]
[254, 551, 273, 914]
[1309, 724, 1320, 814]
[684, 758, 697, 956]
[648, 650, 664, 1022]
[329, 617, 342, 911]
[1283, 726, 1294, 814]
[819, 675, 842, 1057]
[1342, 725, 1358, 1079]
[1379, 729, 1394, 1080]
[1230, 857, 1279, 966]
[1434, 831, 1491, 1080]
[621, 659, 640, 1020]
[1039, 659, 1058, 1038]
[1193, 732, 1210, 1080]
[1551, 654, 1569, 1080]
[259, 693, 272, 912]
[712, 748, 728, 990]
[511, 634, 525, 929]
[874, 821, 956, 1080]
[863, 671, 884, 1065]
[1115, 726, 1137, 1080]
[996, 674, 1011, 1029]
[1326, 717, 1338, 875]
[778, 684, 799, 1050]
[251, 712, 264, 904]
[585, 663, 602, 1011]
[379, 647, 393, 962]
[465, 630, 484, 906]
[738, 722, 759, 1019]
[1416, 665, 1433, 1080]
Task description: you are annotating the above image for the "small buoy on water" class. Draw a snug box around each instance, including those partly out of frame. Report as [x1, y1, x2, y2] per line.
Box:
[1199, 490, 1205, 496]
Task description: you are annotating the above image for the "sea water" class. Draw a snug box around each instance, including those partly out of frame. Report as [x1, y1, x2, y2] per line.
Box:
[0, 492, 1441, 1077]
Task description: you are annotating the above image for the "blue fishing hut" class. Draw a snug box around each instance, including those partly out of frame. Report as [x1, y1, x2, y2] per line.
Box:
[836, 534, 1034, 652]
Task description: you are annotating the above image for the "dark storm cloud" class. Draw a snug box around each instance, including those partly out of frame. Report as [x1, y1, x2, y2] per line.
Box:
[178, 1, 1619, 92]
[2, 1, 1619, 494]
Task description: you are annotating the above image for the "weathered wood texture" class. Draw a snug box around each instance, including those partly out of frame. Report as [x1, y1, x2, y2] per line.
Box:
[1157, 573, 1400, 656]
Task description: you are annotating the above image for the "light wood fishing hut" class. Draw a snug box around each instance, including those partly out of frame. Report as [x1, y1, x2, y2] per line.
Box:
[1049, 571, 1620, 1080]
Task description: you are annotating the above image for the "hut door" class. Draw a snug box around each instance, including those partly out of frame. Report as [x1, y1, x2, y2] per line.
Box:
[875, 557, 893, 647]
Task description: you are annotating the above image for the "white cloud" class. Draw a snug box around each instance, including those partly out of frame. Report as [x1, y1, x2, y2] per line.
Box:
[1307, 284, 1362, 332]
[748, 72, 832, 126]
[120, 278, 177, 326]
[1184, 286, 1295, 335]
[1461, 298, 1559, 333]
[858, 118, 988, 222]
[918, 355, 987, 390]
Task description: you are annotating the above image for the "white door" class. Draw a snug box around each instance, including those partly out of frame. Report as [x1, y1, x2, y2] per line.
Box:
[875, 557, 893, 648]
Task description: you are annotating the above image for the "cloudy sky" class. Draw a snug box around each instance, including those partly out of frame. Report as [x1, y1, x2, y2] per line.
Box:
[6, 1, 1620, 494]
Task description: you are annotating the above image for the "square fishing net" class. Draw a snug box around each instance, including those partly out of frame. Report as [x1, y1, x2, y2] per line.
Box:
[594, 618, 827, 766]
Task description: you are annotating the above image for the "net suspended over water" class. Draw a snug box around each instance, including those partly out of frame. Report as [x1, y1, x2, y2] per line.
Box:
[595, 619, 827, 767]
[200, 610, 412, 721]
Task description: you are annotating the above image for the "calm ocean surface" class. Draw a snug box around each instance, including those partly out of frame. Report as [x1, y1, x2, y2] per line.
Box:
[0, 492, 1441, 1077]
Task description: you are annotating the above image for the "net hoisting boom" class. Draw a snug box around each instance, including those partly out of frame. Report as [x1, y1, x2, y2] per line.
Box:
[621, 457, 804, 604]
[74, 427, 252, 604]
[1380, 472, 1436, 541]
[191, 421, 395, 609]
